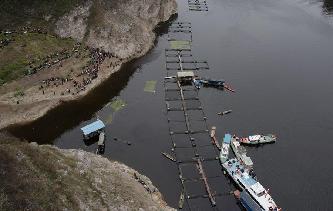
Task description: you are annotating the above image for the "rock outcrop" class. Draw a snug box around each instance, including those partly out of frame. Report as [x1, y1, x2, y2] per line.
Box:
[0, 134, 175, 210]
[55, 0, 177, 59]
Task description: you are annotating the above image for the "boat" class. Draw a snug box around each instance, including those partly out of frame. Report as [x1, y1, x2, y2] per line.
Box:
[201, 78, 225, 87]
[239, 134, 276, 145]
[239, 190, 264, 211]
[162, 152, 177, 162]
[178, 190, 185, 209]
[231, 139, 253, 169]
[217, 110, 232, 116]
[222, 158, 280, 211]
[210, 126, 221, 149]
[96, 132, 105, 155]
[220, 133, 231, 163]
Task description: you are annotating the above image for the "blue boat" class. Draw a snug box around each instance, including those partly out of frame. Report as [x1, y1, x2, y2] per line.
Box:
[240, 191, 263, 211]
[201, 78, 225, 87]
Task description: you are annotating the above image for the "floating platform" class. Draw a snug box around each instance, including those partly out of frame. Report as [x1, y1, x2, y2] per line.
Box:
[81, 119, 105, 139]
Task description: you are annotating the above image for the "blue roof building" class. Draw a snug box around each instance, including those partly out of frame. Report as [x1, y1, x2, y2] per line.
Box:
[81, 120, 105, 138]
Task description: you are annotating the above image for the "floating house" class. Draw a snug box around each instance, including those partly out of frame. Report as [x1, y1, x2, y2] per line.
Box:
[81, 119, 105, 139]
[177, 71, 194, 83]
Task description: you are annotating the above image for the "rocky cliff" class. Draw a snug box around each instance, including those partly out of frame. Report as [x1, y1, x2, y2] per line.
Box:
[0, 134, 175, 210]
[0, 0, 177, 129]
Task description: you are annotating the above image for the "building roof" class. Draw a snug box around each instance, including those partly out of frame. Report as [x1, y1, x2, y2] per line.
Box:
[81, 120, 105, 136]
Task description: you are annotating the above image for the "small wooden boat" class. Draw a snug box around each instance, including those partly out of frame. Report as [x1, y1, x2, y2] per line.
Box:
[217, 110, 232, 116]
[162, 152, 177, 162]
[96, 132, 105, 155]
[178, 190, 185, 209]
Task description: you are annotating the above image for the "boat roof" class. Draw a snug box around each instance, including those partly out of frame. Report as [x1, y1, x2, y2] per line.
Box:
[224, 134, 232, 144]
[243, 156, 254, 166]
[177, 71, 194, 78]
[233, 140, 240, 147]
[249, 135, 261, 141]
[225, 158, 256, 186]
[251, 182, 266, 195]
[81, 120, 105, 136]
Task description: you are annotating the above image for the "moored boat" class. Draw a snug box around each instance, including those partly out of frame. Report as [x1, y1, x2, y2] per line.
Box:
[222, 158, 280, 211]
[220, 133, 231, 163]
[239, 134, 276, 145]
[231, 139, 253, 169]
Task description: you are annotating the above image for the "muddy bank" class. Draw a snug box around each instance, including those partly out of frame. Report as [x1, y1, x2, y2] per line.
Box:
[0, 134, 175, 210]
[0, 0, 177, 129]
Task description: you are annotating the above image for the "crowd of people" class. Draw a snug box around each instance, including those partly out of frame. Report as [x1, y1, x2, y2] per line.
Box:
[1, 25, 121, 98]
[39, 47, 117, 96]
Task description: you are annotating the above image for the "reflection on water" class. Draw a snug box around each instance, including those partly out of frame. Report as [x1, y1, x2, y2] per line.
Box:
[323, 0, 333, 15]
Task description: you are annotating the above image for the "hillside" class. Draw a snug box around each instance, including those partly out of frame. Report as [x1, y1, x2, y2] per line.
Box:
[0, 134, 175, 210]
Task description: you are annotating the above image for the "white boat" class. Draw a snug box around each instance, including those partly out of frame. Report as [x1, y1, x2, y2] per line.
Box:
[222, 159, 280, 211]
[219, 133, 231, 163]
[240, 134, 276, 145]
[231, 139, 253, 169]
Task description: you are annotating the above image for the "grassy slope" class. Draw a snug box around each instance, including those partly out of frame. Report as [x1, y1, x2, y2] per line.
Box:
[0, 33, 75, 85]
[0, 135, 92, 210]
[0, 0, 86, 86]
[0, 0, 85, 30]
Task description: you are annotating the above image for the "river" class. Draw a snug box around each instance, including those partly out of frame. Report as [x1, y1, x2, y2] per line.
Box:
[6, 0, 333, 210]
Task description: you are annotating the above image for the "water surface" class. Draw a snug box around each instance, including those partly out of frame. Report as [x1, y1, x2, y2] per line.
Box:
[7, 0, 333, 210]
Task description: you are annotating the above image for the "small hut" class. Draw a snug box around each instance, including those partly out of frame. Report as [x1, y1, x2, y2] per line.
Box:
[81, 119, 105, 140]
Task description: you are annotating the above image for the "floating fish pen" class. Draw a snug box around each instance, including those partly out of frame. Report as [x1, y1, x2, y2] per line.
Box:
[188, 0, 208, 11]
[168, 22, 193, 42]
[163, 32, 232, 210]
[165, 49, 209, 76]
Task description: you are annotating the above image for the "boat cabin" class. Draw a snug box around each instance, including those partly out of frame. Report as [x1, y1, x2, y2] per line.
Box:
[223, 133, 232, 144]
[81, 119, 105, 140]
[250, 182, 266, 197]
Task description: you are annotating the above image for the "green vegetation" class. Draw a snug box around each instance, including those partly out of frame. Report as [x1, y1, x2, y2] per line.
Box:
[144, 80, 157, 93]
[170, 40, 191, 50]
[110, 98, 126, 112]
[0, 32, 75, 85]
[0, 135, 82, 210]
[0, 0, 85, 29]
[13, 89, 25, 97]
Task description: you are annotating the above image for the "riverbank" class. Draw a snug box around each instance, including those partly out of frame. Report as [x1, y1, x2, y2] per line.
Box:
[0, 0, 177, 129]
[0, 133, 175, 210]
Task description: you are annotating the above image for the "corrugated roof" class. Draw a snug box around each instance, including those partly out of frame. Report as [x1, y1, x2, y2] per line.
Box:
[81, 120, 105, 136]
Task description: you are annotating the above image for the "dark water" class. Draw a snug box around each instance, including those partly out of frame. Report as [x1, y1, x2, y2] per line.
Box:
[6, 0, 333, 210]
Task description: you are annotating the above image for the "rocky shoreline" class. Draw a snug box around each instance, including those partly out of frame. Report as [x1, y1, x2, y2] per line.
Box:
[0, 134, 175, 210]
[0, 0, 177, 129]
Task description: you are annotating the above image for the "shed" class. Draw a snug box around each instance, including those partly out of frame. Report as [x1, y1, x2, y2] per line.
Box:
[177, 71, 194, 83]
[81, 120, 105, 139]
[177, 71, 194, 78]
